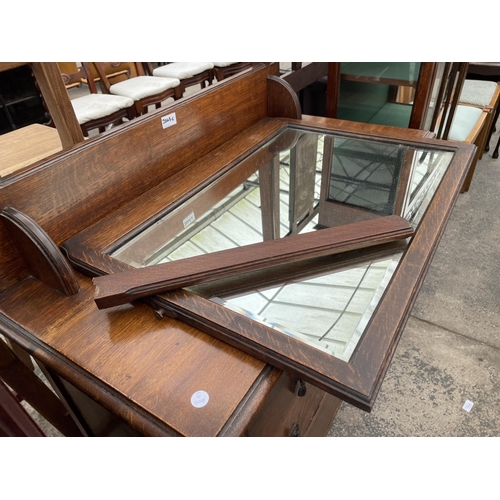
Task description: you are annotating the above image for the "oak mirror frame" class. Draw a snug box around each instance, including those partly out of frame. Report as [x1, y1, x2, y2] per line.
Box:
[62, 120, 474, 412]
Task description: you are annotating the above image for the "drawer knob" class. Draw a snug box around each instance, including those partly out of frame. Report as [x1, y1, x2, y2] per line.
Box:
[289, 422, 300, 437]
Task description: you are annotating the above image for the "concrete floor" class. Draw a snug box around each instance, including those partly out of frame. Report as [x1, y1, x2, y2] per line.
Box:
[329, 121, 500, 437]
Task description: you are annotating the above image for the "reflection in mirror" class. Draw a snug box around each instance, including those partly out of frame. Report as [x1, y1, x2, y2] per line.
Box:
[111, 127, 454, 360]
[318, 136, 410, 228]
[338, 62, 422, 128]
[213, 255, 401, 360]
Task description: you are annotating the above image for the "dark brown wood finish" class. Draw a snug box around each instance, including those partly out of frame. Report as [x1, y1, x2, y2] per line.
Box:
[1, 207, 80, 296]
[63, 118, 436, 272]
[325, 63, 341, 119]
[0, 379, 45, 437]
[152, 144, 473, 410]
[191, 241, 410, 300]
[282, 62, 328, 93]
[408, 63, 438, 129]
[0, 277, 269, 436]
[267, 75, 301, 119]
[214, 63, 253, 82]
[31, 62, 85, 148]
[93, 215, 414, 309]
[62, 119, 287, 266]
[0, 64, 340, 437]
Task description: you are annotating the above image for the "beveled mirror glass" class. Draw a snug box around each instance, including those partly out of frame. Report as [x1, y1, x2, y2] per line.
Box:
[111, 127, 453, 361]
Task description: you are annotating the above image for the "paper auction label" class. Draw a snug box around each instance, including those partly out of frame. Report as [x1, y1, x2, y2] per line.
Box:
[462, 400, 473, 412]
[191, 390, 209, 408]
[161, 112, 177, 129]
[183, 211, 195, 228]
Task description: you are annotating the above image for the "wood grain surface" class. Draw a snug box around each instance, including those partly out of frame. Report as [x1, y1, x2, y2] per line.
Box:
[0, 64, 279, 294]
[1, 207, 80, 296]
[93, 215, 414, 309]
[0, 63, 477, 434]
[61, 111, 475, 411]
[0, 125, 62, 178]
[0, 275, 271, 436]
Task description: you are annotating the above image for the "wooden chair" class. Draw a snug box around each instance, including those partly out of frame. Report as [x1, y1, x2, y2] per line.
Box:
[58, 62, 136, 88]
[93, 62, 180, 115]
[0, 336, 82, 436]
[459, 79, 500, 155]
[212, 62, 253, 81]
[144, 62, 214, 99]
[0, 378, 45, 436]
[58, 62, 137, 137]
[86, 62, 137, 85]
[431, 63, 490, 192]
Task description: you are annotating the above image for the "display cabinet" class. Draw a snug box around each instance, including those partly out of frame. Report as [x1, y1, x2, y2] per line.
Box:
[287, 62, 449, 132]
[337, 62, 433, 128]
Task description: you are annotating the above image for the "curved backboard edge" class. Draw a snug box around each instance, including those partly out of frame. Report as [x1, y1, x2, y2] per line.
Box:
[267, 75, 302, 120]
[1, 207, 80, 296]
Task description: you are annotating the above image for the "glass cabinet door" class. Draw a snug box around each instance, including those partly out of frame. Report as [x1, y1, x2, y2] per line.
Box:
[338, 62, 422, 128]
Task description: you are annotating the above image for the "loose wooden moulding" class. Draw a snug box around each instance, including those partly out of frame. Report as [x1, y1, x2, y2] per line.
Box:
[93, 215, 414, 309]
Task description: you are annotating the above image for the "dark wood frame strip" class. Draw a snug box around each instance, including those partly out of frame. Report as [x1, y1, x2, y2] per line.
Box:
[93, 215, 414, 309]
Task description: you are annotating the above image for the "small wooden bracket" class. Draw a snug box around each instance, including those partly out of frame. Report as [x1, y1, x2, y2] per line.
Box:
[267, 75, 302, 120]
[1, 207, 80, 296]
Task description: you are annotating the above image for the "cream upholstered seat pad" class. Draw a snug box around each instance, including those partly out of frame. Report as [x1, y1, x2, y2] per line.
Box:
[71, 94, 134, 124]
[153, 62, 214, 80]
[448, 105, 484, 142]
[459, 80, 498, 107]
[109, 76, 180, 100]
[212, 62, 238, 67]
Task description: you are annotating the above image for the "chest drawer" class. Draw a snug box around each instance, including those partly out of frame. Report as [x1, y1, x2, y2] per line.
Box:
[247, 372, 342, 437]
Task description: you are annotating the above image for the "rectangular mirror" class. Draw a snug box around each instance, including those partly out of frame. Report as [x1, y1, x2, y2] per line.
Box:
[64, 123, 467, 411]
[109, 128, 452, 360]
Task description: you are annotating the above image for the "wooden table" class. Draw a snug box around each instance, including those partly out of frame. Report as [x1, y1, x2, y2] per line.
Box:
[467, 62, 500, 79]
[0, 124, 62, 178]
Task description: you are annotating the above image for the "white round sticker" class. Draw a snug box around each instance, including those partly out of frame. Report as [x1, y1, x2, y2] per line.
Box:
[191, 390, 209, 408]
